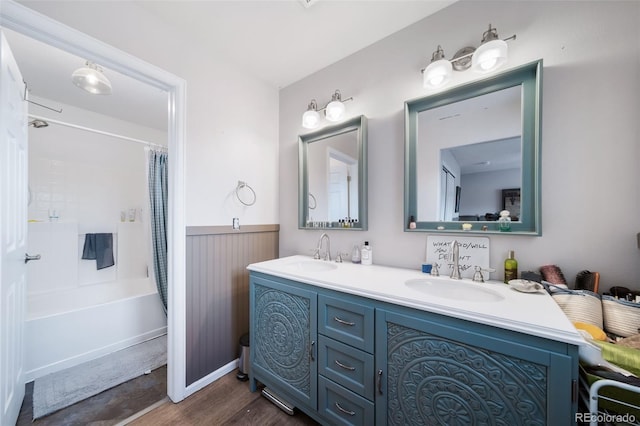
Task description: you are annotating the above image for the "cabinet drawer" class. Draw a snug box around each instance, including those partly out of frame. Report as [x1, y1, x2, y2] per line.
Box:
[319, 294, 374, 352]
[318, 376, 374, 426]
[318, 335, 374, 400]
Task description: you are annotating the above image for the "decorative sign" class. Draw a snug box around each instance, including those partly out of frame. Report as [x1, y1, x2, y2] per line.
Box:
[425, 236, 490, 279]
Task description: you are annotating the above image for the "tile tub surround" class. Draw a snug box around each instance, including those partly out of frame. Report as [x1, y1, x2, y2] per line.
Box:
[247, 255, 584, 347]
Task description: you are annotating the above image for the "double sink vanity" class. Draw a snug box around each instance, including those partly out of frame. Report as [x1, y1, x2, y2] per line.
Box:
[256, 58, 574, 424]
[248, 255, 584, 425]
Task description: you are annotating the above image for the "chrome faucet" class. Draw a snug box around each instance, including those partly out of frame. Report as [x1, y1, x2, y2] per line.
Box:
[315, 233, 331, 261]
[450, 240, 462, 280]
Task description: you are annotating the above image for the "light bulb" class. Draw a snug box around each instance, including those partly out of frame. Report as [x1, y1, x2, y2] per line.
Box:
[472, 39, 507, 73]
[423, 59, 452, 88]
[302, 109, 320, 129]
[325, 100, 345, 122]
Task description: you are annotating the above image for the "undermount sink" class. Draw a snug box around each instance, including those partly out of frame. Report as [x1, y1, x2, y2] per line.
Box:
[405, 278, 504, 302]
[285, 260, 338, 272]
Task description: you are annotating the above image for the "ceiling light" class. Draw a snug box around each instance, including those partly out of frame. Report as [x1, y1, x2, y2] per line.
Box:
[325, 90, 346, 122]
[71, 61, 112, 95]
[421, 24, 515, 89]
[302, 100, 320, 129]
[301, 90, 353, 129]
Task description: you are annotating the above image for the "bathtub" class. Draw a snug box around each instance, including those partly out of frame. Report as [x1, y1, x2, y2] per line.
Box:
[25, 277, 167, 381]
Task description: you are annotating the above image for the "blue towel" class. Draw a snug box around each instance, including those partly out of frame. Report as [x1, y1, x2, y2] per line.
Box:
[82, 233, 115, 270]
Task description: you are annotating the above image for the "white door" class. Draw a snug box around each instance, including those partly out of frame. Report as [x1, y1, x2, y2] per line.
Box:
[0, 30, 28, 426]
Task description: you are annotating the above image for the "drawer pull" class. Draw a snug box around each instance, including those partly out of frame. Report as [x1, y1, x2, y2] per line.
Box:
[333, 316, 355, 326]
[335, 402, 356, 416]
[334, 359, 356, 371]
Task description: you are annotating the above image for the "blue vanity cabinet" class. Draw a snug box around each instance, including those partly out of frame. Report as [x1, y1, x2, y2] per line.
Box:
[250, 273, 318, 412]
[375, 307, 579, 426]
[249, 270, 579, 425]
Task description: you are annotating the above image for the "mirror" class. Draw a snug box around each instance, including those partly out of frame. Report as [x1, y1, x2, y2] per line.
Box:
[405, 60, 541, 235]
[299, 115, 367, 230]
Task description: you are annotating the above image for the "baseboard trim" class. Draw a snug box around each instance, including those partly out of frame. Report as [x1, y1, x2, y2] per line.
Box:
[25, 328, 167, 382]
[183, 358, 238, 399]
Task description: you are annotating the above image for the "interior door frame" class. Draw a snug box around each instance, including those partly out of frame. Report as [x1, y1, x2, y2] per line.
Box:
[0, 1, 188, 402]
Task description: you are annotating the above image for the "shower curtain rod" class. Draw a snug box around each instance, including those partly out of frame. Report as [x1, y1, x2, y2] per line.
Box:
[28, 113, 166, 150]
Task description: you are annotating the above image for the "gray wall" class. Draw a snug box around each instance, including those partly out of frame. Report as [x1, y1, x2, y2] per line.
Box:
[279, 1, 640, 290]
[185, 225, 278, 386]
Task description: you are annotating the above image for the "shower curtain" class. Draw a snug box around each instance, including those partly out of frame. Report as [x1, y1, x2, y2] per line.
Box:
[146, 148, 168, 313]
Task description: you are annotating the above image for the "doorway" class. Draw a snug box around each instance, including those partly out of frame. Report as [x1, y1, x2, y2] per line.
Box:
[0, 0, 188, 412]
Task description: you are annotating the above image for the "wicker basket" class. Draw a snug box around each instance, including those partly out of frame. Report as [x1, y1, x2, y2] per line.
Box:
[552, 290, 603, 328]
[602, 295, 640, 338]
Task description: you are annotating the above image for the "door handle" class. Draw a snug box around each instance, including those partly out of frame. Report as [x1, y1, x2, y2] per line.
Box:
[25, 253, 41, 264]
[309, 340, 315, 362]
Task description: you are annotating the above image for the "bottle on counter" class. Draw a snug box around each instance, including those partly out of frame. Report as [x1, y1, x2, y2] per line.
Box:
[361, 241, 373, 265]
[351, 244, 361, 264]
[504, 250, 518, 283]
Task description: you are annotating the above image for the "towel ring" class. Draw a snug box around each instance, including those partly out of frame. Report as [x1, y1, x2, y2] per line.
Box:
[236, 181, 256, 206]
[309, 193, 317, 210]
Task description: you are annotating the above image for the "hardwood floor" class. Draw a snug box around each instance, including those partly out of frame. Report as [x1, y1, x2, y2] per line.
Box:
[129, 373, 318, 426]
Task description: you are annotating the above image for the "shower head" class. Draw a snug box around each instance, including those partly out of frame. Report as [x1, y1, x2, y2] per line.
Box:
[28, 119, 49, 128]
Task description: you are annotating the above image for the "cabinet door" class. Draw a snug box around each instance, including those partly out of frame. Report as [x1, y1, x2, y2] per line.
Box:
[375, 309, 576, 426]
[251, 275, 318, 409]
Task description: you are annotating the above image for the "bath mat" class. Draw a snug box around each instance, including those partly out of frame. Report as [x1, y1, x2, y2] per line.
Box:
[32, 334, 167, 419]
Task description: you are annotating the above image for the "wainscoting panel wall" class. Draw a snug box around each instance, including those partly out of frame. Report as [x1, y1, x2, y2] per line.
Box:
[185, 225, 279, 386]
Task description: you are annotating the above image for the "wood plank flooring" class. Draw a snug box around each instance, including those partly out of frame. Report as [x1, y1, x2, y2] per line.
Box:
[129, 373, 318, 426]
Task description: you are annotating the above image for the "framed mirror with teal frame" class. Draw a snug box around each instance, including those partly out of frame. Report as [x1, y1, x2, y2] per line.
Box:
[299, 115, 368, 230]
[405, 60, 542, 235]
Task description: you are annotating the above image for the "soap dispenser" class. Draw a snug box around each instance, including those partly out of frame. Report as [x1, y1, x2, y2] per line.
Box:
[361, 241, 373, 265]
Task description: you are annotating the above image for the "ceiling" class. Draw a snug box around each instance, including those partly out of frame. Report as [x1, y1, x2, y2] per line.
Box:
[7, 0, 456, 130]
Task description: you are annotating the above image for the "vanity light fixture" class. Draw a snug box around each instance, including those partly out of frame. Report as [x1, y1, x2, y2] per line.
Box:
[301, 89, 353, 129]
[71, 61, 112, 95]
[422, 24, 516, 89]
[302, 100, 321, 129]
[472, 24, 509, 72]
[324, 90, 346, 122]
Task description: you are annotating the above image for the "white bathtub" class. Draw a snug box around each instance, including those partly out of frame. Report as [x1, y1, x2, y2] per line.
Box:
[25, 277, 167, 381]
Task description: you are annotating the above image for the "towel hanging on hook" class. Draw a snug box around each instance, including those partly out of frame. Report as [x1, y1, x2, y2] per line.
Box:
[236, 181, 256, 206]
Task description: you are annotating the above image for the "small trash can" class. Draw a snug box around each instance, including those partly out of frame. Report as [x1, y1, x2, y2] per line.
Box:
[236, 332, 250, 381]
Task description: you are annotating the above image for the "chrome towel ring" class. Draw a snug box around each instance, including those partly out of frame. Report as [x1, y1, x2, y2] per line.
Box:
[236, 181, 256, 206]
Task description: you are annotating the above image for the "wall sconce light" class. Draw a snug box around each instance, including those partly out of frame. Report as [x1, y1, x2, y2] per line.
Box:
[71, 61, 112, 95]
[302, 100, 321, 129]
[422, 24, 516, 89]
[302, 89, 353, 129]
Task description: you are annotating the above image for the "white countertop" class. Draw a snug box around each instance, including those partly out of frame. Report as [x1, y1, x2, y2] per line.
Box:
[248, 255, 586, 347]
